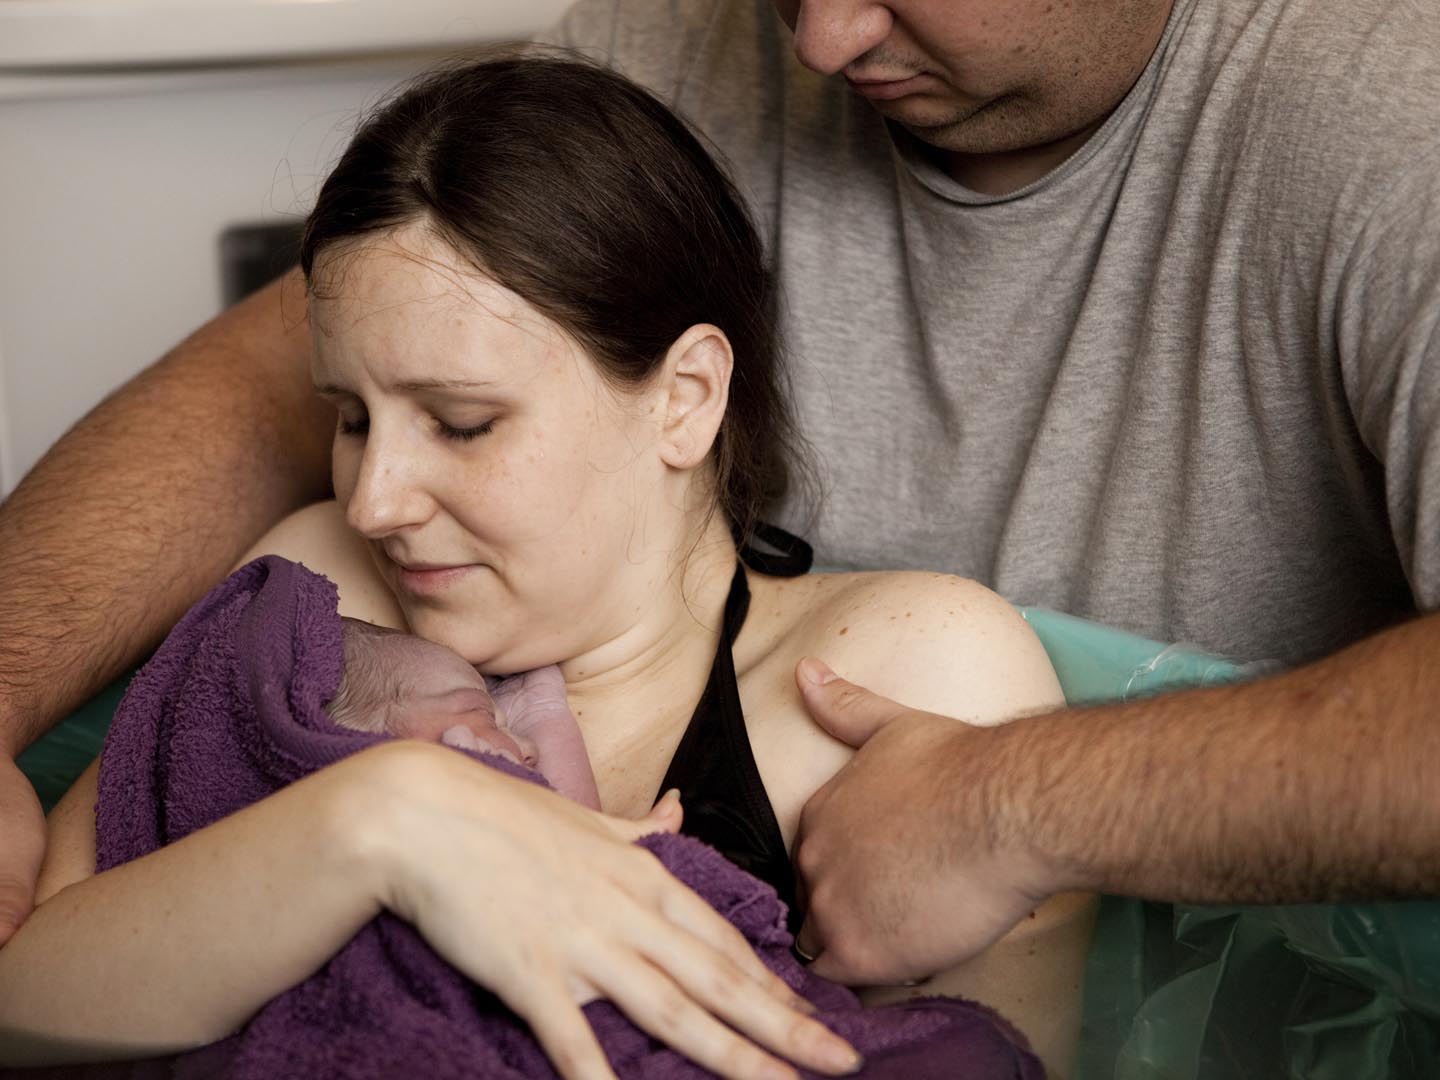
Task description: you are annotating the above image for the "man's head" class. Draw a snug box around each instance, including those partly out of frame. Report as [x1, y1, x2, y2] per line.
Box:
[773, 0, 1175, 190]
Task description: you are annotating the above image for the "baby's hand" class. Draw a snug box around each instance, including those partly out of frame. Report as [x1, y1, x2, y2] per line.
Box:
[440, 723, 528, 767]
[488, 667, 601, 809]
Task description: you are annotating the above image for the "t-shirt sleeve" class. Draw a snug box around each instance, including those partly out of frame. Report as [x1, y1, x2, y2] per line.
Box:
[532, 0, 616, 51]
[532, 0, 724, 106]
[1335, 146, 1440, 611]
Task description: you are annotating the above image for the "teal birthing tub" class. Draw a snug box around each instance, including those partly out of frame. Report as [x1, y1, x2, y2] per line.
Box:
[17, 610, 1440, 1078]
[16, 674, 130, 816]
[1019, 608, 1440, 1080]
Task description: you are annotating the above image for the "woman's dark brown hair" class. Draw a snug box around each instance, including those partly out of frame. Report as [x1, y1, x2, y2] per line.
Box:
[301, 48, 811, 543]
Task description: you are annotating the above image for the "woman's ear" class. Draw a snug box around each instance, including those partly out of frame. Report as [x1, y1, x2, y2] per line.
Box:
[657, 324, 733, 470]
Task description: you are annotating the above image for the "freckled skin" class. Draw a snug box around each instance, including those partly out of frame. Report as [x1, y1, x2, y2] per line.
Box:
[312, 228, 678, 676]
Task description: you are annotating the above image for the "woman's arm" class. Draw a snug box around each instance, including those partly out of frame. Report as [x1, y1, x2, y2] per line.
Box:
[2, 742, 860, 1080]
[1, 747, 389, 1064]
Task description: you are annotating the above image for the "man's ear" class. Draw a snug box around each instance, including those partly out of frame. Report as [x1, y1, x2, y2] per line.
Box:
[657, 323, 733, 470]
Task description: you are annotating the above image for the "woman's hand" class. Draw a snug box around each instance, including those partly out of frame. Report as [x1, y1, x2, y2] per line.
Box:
[351, 742, 862, 1080]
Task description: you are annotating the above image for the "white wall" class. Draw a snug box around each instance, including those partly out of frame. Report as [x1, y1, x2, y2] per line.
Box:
[0, 0, 572, 495]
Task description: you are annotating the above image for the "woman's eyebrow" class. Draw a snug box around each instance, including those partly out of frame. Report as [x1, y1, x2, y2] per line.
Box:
[314, 378, 497, 397]
[393, 378, 498, 392]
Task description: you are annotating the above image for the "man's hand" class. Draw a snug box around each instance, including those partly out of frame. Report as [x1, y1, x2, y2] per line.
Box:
[790, 658, 1057, 986]
[0, 757, 45, 944]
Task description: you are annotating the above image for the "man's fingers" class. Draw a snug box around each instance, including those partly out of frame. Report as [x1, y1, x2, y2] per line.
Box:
[794, 658, 910, 748]
[803, 939, 892, 986]
[0, 872, 37, 945]
[0, 759, 46, 945]
[792, 919, 822, 966]
[795, 910, 904, 986]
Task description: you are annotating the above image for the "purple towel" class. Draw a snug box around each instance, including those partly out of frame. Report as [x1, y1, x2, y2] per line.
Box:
[80, 556, 1042, 1079]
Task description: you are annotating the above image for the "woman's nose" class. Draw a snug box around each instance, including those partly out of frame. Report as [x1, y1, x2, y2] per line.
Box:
[344, 437, 433, 539]
[789, 1, 894, 76]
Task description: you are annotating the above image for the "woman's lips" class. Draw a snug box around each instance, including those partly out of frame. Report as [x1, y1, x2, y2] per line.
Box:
[391, 562, 477, 597]
[847, 74, 928, 101]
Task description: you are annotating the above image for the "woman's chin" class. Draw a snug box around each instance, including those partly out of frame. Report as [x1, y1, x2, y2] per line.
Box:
[401, 619, 559, 676]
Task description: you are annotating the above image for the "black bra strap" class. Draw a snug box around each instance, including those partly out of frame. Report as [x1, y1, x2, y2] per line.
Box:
[736, 521, 813, 578]
[655, 561, 802, 934]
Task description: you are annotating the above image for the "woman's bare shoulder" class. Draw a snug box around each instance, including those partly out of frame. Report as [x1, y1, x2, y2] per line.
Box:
[741, 569, 1063, 851]
[775, 570, 1063, 725]
[235, 500, 405, 628]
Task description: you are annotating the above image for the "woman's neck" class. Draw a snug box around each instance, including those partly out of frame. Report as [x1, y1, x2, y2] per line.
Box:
[556, 514, 739, 799]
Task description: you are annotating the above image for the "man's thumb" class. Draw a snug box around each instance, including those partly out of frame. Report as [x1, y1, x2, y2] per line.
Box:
[0, 875, 35, 945]
[0, 759, 45, 945]
[795, 658, 905, 748]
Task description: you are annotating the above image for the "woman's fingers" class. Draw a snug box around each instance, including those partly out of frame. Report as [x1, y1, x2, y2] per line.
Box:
[379, 753, 852, 1077]
[508, 978, 620, 1080]
[598, 826, 792, 1001]
[610, 789, 683, 839]
[598, 814, 860, 1073]
[627, 912, 861, 1077]
[590, 949, 802, 1080]
[653, 875, 801, 1001]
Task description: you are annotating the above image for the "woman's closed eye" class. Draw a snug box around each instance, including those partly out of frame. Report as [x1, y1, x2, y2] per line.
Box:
[435, 417, 496, 442]
[333, 414, 496, 441]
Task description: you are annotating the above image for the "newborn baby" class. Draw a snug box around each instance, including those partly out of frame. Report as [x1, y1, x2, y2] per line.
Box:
[325, 618, 601, 809]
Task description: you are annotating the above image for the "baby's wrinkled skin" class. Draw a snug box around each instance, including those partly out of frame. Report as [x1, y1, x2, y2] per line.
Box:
[326, 618, 601, 809]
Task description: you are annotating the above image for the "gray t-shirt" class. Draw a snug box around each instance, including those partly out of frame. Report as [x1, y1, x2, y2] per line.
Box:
[545, 0, 1440, 665]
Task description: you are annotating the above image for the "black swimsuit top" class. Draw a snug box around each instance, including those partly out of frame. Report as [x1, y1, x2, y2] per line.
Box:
[654, 524, 813, 936]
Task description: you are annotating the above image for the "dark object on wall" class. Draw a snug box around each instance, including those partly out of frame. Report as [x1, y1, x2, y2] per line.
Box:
[219, 221, 305, 305]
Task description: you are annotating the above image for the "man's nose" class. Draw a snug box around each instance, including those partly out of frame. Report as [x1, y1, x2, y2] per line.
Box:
[344, 433, 433, 538]
[789, 1, 894, 76]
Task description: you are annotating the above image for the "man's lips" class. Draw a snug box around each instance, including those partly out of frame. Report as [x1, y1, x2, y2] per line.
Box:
[846, 74, 929, 101]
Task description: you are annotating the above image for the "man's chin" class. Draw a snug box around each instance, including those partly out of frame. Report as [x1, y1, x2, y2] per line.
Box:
[883, 94, 1026, 155]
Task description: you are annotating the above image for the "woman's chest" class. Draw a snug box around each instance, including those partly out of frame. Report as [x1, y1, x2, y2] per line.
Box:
[582, 631, 853, 851]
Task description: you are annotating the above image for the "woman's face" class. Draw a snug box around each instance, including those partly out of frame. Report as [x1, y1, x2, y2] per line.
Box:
[309, 225, 679, 673]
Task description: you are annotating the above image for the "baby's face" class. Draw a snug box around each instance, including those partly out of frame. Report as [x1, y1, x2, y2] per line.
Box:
[328, 619, 600, 808]
[331, 623, 533, 766]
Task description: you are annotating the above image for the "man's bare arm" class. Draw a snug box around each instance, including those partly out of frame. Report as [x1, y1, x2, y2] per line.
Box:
[1004, 612, 1440, 904]
[0, 270, 333, 758]
[791, 612, 1440, 983]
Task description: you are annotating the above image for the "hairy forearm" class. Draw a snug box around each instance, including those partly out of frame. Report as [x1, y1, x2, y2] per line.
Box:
[992, 613, 1440, 903]
[0, 272, 334, 756]
[0, 750, 388, 1066]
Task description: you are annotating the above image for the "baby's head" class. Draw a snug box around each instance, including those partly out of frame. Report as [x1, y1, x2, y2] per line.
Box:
[327, 619, 602, 809]
[326, 617, 529, 765]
